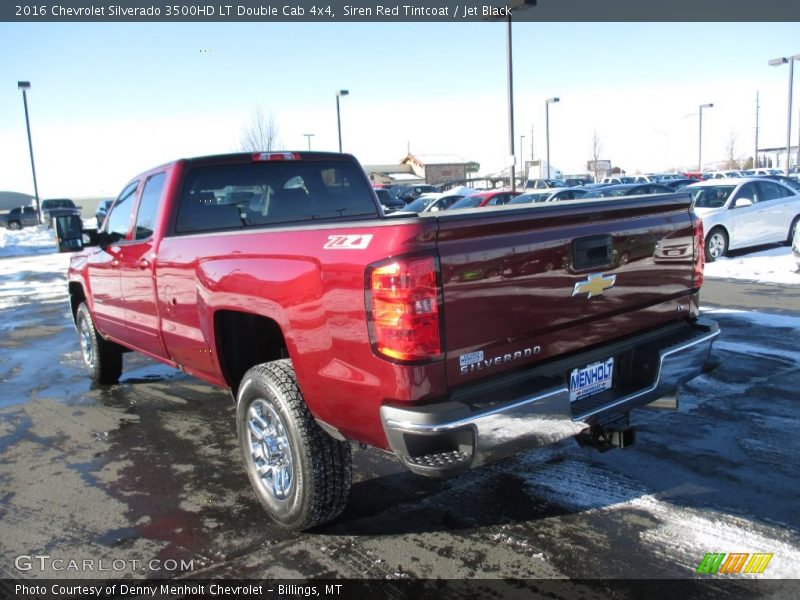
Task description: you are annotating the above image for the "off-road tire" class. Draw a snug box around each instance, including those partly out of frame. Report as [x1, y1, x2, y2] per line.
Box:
[705, 227, 728, 263]
[76, 302, 123, 384]
[236, 360, 352, 531]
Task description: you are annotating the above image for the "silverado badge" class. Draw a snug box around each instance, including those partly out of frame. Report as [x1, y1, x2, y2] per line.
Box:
[572, 272, 616, 299]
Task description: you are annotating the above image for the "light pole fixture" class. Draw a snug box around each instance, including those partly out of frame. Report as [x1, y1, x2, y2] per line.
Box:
[303, 133, 315, 151]
[335, 90, 349, 153]
[17, 81, 41, 223]
[698, 103, 713, 171]
[769, 54, 800, 173]
[545, 97, 560, 179]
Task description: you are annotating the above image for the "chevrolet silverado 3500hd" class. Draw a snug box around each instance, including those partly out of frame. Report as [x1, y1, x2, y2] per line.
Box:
[68, 151, 718, 530]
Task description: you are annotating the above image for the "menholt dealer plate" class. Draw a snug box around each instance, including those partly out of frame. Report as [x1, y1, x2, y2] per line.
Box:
[569, 358, 614, 402]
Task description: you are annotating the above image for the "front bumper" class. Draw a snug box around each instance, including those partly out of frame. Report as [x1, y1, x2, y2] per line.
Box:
[380, 318, 719, 476]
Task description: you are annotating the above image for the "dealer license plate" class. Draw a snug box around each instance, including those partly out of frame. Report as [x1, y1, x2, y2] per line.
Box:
[569, 358, 614, 402]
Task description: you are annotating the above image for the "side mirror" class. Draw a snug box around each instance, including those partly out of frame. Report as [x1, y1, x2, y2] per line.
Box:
[733, 197, 753, 208]
[53, 215, 83, 250]
[430, 206, 440, 212]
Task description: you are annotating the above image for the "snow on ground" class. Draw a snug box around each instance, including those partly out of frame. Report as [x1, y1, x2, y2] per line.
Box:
[702, 307, 800, 331]
[0, 225, 60, 257]
[0, 226, 70, 309]
[704, 245, 800, 286]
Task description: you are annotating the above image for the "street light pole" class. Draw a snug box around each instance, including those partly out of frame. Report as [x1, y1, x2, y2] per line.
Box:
[769, 54, 800, 173]
[545, 97, 560, 179]
[17, 81, 41, 223]
[506, 14, 516, 191]
[335, 89, 349, 153]
[303, 133, 315, 151]
[519, 134, 525, 178]
[698, 103, 713, 171]
[497, 0, 536, 192]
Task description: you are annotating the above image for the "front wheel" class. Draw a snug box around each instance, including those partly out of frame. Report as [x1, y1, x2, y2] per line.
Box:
[76, 303, 123, 384]
[705, 227, 728, 262]
[8, 221, 21, 231]
[787, 216, 799, 246]
[236, 360, 352, 531]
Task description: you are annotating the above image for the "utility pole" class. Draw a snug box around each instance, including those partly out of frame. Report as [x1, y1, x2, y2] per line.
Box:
[754, 92, 760, 168]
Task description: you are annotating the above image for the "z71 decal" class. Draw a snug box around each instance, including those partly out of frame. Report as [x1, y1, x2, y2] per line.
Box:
[323, 234, 373, 250]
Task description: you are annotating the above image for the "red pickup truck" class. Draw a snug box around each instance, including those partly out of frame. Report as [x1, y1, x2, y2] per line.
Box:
[68, 151, 718, 530]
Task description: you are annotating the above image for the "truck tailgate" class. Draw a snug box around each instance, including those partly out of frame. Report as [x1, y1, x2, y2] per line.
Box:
[433, 194, 699, 386]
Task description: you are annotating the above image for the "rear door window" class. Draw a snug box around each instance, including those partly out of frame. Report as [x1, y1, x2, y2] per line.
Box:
[755, 181, 790, 202]
[175, 160, 378, 234]
[134, 173, 166, 240]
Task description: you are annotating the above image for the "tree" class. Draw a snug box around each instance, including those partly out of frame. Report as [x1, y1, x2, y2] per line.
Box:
[240, 108, 280, 152]
[724, 131, 740, 170]
[590, 130, 603, 182]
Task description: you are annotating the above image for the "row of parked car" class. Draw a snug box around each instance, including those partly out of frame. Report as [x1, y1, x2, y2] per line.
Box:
[0, 198, 83, 230]
[375, 173, 800, 264]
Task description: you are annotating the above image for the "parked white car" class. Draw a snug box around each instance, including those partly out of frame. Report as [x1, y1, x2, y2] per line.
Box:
[793, 223, 800, 271]
[684, 178, 800, 261]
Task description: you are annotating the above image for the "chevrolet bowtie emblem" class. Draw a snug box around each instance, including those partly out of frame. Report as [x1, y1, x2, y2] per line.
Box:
[572, 273, 617, 298]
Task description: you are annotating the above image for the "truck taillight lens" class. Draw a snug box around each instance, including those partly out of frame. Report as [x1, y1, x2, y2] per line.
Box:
[692, 216, 705, 290]
[251, 152, 300, 161]
[366, 255, 442, 362]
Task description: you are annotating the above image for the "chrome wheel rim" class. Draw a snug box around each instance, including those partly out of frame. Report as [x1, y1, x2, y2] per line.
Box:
[247, 399, 293, 500]
[708, 233, 725, 258]
[79, 316, 94, 368]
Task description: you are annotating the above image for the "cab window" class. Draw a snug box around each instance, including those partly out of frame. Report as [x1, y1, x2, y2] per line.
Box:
[105, 182, 139, 241]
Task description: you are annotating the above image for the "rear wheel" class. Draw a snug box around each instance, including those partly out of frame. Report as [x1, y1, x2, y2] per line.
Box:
[76, 303, 123, 384]
[705, 227, 728, 262]
[8, 221, 21, 231]
[236, 360, 351, 531]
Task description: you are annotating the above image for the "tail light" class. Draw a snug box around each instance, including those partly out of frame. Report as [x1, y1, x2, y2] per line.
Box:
[366, 255, 442, 362]
[251, 152, 300, 161]
[692, 215, 705, 290]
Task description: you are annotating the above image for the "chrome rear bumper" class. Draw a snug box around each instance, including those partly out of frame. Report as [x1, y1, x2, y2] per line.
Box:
[380, 318, 719, 476]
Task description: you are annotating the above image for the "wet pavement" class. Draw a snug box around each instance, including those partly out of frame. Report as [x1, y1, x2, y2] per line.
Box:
[0, 257, 799, 588]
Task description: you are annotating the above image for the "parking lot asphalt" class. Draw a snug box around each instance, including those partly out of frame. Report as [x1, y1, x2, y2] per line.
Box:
[0, 272, 798, 592]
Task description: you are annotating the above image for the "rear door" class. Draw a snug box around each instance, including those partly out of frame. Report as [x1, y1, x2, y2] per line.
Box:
[754, 180, 796, 242]
[434, 195, 697, 385]
[728, 182, 767, 246]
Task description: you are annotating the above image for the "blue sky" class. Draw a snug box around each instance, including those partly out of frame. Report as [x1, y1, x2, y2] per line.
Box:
[2, 22, 799, 196]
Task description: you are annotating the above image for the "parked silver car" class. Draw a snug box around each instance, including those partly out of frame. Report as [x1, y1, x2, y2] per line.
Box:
[685, 178, 800, 262]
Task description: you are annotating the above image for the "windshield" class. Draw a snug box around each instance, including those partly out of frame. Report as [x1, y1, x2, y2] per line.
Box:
[510, 192, 550, 204]
[403, 197, 435, 212]
[689, 185, 735, 209]
[450, 197, 482, 209]
[588, 188, 628, 198]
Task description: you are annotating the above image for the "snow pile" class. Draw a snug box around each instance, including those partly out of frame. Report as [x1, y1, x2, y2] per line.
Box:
[704, 246, 799, 285]
[0, 225, 58, 257]
[0, 226, 69, 309]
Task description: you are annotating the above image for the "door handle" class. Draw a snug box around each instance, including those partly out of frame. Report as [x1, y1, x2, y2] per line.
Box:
[139, 258, 151, 269]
